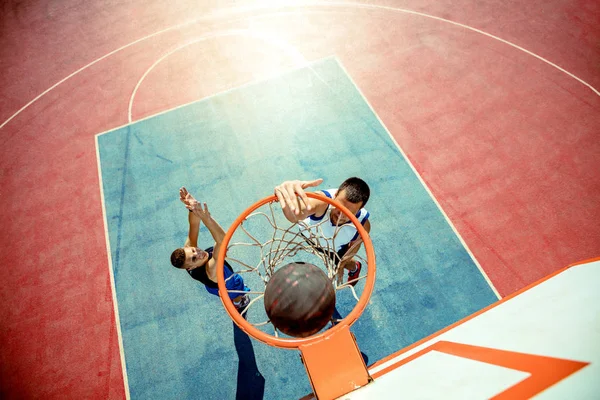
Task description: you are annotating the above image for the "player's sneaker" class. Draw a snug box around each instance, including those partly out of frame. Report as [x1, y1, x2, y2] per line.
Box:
[347, 261, 362, 287]
[235, 294, 250, 313]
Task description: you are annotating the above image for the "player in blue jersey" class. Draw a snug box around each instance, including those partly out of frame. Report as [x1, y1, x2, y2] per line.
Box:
[170, 187, 250, 311]
[274, 177, 371, 286]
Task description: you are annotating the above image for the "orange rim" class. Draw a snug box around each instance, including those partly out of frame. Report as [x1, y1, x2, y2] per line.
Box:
[216, 192, 376, 349]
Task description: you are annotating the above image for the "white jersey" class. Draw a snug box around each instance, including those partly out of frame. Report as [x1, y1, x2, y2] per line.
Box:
[298, 189, 370, 254]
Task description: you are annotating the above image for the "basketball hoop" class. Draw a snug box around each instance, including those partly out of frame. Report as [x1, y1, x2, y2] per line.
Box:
[217, 192, 375, 398]
[216, 192, 376, 348]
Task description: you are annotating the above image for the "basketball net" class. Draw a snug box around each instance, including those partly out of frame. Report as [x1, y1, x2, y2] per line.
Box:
[217, 193, 375, 344]
[217, 193, 376, 398]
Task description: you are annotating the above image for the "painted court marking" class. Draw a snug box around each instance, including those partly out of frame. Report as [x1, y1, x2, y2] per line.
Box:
[107, 54, 501, 298]
[332, 60, 501, 298]
[128, 28, 308, 122]
[94, 135, 131, 400]
[2, 1, 599, 131]
[96, 57, 504, 398]
[7, 3, 597, 397]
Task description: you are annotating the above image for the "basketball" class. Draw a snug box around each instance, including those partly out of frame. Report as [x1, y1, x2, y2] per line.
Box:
[264, 262, 336, 338]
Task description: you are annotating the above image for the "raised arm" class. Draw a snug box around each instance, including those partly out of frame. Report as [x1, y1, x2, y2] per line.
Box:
[193, 203, 227, 282]
[189, 203, 226, 250]
[180, 187, 227, 281]
[181, 187, 225, 247]
[274, 178, 327, 222]
[180, 187, 201, 247]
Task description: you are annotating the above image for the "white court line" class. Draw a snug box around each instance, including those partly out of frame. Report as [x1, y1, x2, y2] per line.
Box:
[9, 2, 595, 395]
[105, 33, 303, 396]
[109, 53, 501, 302]
[332, 57, 502, 299]
[128, 28, 307, 122]
[96, 56, 331, 137]
[94, 135, 131, 400]
[315, 1, 600, 97]
[2, 0, 599, 131]
[99, 53, 501, 399]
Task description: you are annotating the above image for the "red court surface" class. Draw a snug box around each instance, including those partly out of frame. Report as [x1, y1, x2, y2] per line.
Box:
[1, 0, 598, 398]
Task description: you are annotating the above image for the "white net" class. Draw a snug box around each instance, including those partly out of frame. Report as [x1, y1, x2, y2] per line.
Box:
[223, 201, 369, 337]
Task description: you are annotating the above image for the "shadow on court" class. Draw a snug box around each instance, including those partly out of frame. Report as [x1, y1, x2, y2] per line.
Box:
[233, 322, 265, 400]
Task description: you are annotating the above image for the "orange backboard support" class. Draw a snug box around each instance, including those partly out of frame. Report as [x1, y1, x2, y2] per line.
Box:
[299, 325, 372, 399]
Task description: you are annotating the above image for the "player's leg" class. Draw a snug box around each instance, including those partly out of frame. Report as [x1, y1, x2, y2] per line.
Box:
[339, 258, 361, 286]
[305, 236, 361, 286]
[223, 266, 250, 311]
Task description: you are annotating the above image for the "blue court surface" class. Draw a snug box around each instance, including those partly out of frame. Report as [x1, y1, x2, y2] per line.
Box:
[97, 57, 498, 399]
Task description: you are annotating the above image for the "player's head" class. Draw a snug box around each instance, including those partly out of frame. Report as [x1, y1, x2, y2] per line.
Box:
[331, 177, 370, 225]
[170, 247, 209, 270]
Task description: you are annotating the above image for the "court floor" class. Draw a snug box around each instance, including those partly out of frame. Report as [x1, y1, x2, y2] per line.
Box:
[1, 0, 598, 398]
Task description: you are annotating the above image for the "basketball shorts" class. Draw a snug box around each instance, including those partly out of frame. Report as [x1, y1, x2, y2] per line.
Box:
[205, 265, 250, 300]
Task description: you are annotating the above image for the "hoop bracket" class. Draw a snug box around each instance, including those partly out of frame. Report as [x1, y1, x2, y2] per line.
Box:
[299, 325, 372, 399]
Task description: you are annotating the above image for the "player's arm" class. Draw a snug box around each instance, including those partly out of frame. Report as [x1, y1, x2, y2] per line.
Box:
[184, 209, 201, 248]
[189, 203, 226, 282]
[349, 219, 371, 254]
[274, 178, 327, 222]
[337, 219, 371, 284]
[340, 220, 371, 265]
[180, 187, 201, 248]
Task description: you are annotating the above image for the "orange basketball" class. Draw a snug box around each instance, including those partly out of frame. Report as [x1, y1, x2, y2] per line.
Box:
[264, 262, 336, 338]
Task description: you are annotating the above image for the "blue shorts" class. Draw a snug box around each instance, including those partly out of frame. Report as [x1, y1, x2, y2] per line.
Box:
[205, 265, 250, 300]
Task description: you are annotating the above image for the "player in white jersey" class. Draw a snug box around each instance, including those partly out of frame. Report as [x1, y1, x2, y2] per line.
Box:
[274, 177, 371, 286]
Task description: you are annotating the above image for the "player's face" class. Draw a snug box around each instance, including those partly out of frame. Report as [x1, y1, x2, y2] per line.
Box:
[183, 247, 209, 270]
[330, 190, 362, 225]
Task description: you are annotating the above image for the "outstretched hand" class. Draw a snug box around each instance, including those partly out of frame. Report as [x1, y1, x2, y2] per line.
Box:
[274, 178, 323, 215]
[179, 187, 210, 219]
[179, 187, 198, 209]
[190, 201, 211, 219]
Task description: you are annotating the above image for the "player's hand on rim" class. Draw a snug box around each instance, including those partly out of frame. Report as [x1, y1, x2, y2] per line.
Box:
[274, 178, 323, 215]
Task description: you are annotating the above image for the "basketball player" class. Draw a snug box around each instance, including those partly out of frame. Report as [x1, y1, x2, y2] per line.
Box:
[274, 177, 371, 286]
[170, 187, 250, 311]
